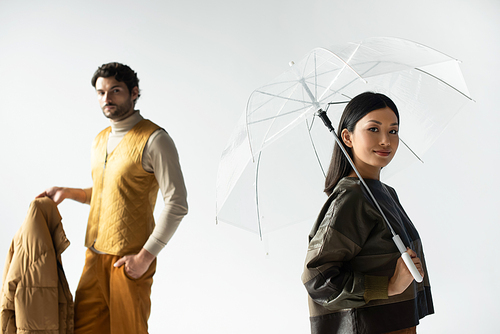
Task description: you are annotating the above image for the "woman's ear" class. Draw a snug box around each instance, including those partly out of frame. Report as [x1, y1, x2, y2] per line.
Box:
[341, 129, 353, 148]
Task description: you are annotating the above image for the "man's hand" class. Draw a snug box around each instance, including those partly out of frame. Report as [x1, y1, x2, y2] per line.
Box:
[388, 248, 425, 296]
[36, 187, 69, 205]
[36, 187, 88, 205]
[114, 248, 156, 279]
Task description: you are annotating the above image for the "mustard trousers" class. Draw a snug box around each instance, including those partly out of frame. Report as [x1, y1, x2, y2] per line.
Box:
[74, 249, 156, 334]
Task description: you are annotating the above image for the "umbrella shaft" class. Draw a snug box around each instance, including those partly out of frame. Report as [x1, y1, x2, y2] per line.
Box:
[318, 109, 398, 237]
[299, 78, 321, 110]
[320, 111, 423, 282]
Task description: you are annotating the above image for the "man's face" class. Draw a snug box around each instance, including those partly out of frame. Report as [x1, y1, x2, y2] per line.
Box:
[95, 76, 138, 121]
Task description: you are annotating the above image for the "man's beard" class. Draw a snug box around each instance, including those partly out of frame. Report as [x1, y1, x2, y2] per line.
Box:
[102, 98, 134, 120]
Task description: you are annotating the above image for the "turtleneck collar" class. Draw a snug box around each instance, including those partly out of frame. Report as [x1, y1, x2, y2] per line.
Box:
[109, 110, 144, 135]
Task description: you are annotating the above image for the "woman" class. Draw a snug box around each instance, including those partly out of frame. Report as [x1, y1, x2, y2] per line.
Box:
[302, 92, 433, 334]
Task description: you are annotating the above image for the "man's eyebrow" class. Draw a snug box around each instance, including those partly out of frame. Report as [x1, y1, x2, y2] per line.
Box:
[96, 85, 123, 91]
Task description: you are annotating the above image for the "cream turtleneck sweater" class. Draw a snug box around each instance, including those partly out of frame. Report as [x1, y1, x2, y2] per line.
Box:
[84, 111, 188, 256]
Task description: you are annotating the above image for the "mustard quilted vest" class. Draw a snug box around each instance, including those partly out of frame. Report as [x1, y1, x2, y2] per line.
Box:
[85, 119, 161, 256]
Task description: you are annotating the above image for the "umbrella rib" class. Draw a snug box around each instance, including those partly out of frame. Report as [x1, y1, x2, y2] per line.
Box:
[249, 69, 338, 117]
[341, 60, 418, 78]
[248, 86, 303, 117]
[255, 151, 263, 239]
[306, 118, 327, 178]
[315, 46, 367, 102]
[252, 70, 339, 110]
[251, 54, 360, 122]
[313, 61, 381, 105]
[314, 52, 318, 101]
[248, 79, 311, 157]
[307, 114, 315, 131]
[248, 105, 312, 125]
[255, 90, 315, 105]
[324, 61, 382, 101]
[400, 137, 424, 163]
[247, 78, 312, 118]
[415, 68, 474, 101]
[303, 68, 343, 84]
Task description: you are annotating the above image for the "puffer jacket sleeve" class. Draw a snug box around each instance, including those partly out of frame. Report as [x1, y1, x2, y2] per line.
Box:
[1, 243, 16, 334]
[302, 186, 387, 311]
[1, 199, 61, 333]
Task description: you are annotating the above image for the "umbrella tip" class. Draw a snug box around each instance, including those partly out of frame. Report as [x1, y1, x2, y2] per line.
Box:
[289, 61, 295, 67]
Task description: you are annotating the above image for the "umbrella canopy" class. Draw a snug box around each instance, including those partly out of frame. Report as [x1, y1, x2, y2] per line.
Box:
[216, 37, 472, 237]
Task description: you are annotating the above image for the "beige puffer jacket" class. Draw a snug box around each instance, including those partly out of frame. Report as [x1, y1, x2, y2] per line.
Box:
[1, 198, 74, 334]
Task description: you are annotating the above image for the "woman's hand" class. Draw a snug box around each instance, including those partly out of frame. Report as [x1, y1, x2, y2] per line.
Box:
[388, 248, 424, 296]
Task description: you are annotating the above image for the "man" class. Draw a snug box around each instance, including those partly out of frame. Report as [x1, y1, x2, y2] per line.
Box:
[37, 62, 188, 334]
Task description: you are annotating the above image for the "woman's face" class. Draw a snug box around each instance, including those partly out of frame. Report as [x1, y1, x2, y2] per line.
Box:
[342, 107, 399, 179]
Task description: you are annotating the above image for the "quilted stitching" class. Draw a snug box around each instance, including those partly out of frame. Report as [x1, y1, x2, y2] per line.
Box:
[87, 120, 160, 255]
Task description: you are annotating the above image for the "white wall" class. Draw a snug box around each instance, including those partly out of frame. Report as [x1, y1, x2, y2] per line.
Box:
[1, 0, 498, 333]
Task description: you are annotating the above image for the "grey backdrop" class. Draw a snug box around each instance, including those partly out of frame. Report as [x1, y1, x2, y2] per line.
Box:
[1, 0, 498, 333]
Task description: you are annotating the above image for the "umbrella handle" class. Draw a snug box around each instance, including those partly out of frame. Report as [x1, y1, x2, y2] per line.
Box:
[393, 235, 424, 283]
[401, 252, 423, 283]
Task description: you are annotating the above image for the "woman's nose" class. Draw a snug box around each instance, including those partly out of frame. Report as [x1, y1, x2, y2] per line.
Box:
[380, 133, 390, 146]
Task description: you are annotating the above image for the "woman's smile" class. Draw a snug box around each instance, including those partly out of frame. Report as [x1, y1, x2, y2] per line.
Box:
[374, 150, 391, 157]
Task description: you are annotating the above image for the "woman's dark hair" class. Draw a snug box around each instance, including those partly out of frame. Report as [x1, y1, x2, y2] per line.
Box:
[91, 62, 141, 105]
[324, 92, 399, 195]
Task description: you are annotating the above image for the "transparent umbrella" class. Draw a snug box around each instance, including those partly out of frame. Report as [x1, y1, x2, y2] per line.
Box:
[216, 37, 473, 244]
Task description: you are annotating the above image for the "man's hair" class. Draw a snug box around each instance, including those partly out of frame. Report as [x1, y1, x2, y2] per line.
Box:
[91, 62, 141, 104]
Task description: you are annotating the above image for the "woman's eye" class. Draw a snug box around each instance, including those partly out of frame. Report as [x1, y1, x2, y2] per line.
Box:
[368, 127, 378, 132]
[390, 129, 398, 134]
